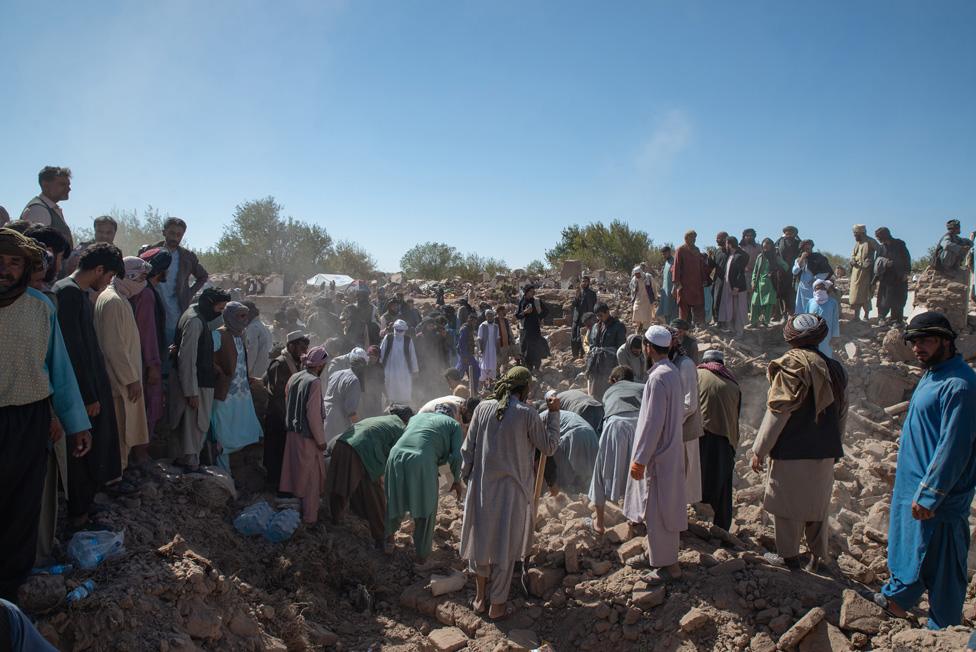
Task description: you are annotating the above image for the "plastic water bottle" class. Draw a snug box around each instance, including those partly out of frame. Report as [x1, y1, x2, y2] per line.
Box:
[66, 580, 96, 605]
[264, 508, 300, 542]
[32, 564, 74, 576]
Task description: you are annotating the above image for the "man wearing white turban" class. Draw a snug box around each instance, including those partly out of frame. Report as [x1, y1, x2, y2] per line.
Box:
[380, 319, 419, 405]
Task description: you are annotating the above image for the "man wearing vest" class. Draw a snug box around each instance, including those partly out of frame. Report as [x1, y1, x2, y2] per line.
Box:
[21, 166, 74, 253]
[751, 314, 847, 573]
[169, 287, 230, 472]
[152, 217, 210, 355]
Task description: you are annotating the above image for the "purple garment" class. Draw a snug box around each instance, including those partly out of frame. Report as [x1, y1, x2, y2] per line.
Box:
[131, 286, 164, 435]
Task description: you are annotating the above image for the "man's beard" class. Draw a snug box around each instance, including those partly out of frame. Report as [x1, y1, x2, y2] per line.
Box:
[920, 341, 951, 368]
[0, 274, 17, 290]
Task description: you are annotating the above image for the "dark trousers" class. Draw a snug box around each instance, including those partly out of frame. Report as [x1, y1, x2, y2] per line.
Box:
[678, 303, 704, 327]
[571, 323, 584, 358]
[0, 400, 51, 602]
[699, 432, 734, 532]
[327, 441, 386, 541]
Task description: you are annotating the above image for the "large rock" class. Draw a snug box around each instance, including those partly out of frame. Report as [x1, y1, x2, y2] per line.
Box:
[632, 586, 666, 609]
[17, 575, 65, 612]
[890, 627, 971, 651]
[914, 268, 970, 332]
[546, 327, 573, 351]
[525, 567, 565, 598]
[797, 620, 852, 652]
[865, 366, 916, 409]
[617, 538, 644, 564]
[838, 589, 883, 634]
[777, 607, 825, 650]
[679, 607, 710, 633]
[426, 627, 467, 652]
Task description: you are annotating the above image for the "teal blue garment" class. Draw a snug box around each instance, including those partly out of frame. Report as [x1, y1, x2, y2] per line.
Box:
[806, 297, 840, 359]
[385, 413, 463, 522]
[210, 337, 262, 472]
[550, 410, 599, 493]
[30, 288, 90, 435]
[882, 354, 976, 629]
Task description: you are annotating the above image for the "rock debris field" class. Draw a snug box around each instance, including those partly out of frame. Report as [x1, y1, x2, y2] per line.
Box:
[20, 268, 976, 651]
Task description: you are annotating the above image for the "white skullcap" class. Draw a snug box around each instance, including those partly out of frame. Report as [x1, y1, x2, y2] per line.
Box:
[349, 347, 368, 362]
[644, 324, 672, 348]
[393, 319, 408, 332]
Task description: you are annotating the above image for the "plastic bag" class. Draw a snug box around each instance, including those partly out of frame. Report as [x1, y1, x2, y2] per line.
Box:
[264, 508, 300, 542]
[67, 531, 125, 570]
[233, 501, 274, 536]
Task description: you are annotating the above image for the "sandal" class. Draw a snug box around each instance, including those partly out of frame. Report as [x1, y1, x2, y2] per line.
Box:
[470, 598, 487, 615]
[640, 567, 681, 585]
[872, 593, 910, 620]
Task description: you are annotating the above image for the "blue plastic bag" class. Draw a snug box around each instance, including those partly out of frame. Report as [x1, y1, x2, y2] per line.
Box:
[233, 501, 274, 536]
[67, 531, 125, 570]
[264, 509, 300, 542]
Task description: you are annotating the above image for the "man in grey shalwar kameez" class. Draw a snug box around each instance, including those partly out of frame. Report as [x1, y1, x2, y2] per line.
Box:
[170, 288, 230, 470]
[623, 325, 687, 584]
[589, 367, 644, 534]
[323, 362, 364, 445]
[459, 367, 560, 619]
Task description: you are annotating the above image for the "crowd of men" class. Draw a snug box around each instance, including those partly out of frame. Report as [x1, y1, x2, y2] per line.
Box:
[1, 165, 975, 637]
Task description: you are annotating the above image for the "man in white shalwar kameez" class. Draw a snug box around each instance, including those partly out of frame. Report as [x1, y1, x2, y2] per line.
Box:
[381, 319, 419, 406]
[623, 325, 687, 584]
[459, 367, 560, 619]
[477, 309, 500, 388]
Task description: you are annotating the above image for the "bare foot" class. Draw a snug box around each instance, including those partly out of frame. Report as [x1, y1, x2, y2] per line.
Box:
[488, 602, 512, 620]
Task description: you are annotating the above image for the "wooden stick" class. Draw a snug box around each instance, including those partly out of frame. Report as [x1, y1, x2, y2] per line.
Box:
[531, 454, 548, 524]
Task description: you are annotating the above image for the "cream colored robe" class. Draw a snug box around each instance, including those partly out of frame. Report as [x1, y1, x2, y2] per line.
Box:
[94, 285, 150, 470]
[849, 239, 874, 308]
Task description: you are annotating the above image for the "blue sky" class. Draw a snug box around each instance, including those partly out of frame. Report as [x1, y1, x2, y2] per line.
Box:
[1, 1, 972, 271]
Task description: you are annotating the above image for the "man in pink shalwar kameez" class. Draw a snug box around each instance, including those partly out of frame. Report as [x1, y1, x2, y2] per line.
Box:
[280, 346, 329, 524]
[131, 284, 164, 435]
[624, 325, 687, 584]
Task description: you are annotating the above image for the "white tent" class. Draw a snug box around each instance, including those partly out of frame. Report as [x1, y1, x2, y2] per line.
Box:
[306, 273, 356, 289]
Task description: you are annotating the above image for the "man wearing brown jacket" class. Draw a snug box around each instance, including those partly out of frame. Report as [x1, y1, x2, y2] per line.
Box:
[152, 217, 209, 353]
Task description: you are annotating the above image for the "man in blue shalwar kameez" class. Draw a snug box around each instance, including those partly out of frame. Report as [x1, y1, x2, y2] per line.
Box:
[875, 311, 976, 629]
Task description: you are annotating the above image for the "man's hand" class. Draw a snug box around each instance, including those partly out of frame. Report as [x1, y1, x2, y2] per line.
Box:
[545, 395, 561, 412]
[911, 502, 935, 521]
[126, 381, 142, 402]
[450, 481, 464, 500]
[71, 431, 93, 457]
[146, 365, 162, 386]
[630, 461, 645, 481]
[187, 395, 200, 410]
[85, 402, 101, 418]
[49, 417, 64, 444]
[751, 453, 764, 474]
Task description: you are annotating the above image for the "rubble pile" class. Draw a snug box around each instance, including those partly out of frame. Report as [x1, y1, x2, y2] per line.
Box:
[25, 266, 976, 651]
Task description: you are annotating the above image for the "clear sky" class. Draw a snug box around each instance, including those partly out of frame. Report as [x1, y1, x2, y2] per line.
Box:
[1, 1, 973, 271]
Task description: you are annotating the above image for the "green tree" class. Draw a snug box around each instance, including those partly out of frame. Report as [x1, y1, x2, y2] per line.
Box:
[454, 253, 510, 281]
[325, 240, 378, 279]
[545, 220, 654, 272]
[211, 197, 333, 288]
[400, 242, 462, 279]
[911, 245, 936, 274]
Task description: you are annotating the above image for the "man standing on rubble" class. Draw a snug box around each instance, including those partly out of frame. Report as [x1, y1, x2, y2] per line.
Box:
[571, 276, 598, 359]
[848, 225, 876, 321]
[153, 218, 209, 353]
[586, 303, 627, 400]
[460, 367, 560, 618]
[776, 226, 802, 316]
[263, 331, 309, 494]
[874, 227, 911, 324]
[751, 314, 846, 572]
[875, 312, 976, 630]
[696, 350, 741, 532]
[672, 230, 706, 326]
[624, 325, 686, 584]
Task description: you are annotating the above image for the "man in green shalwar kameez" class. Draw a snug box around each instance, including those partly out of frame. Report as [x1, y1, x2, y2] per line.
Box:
[751, 238, 789, 326]
[384, 409, 464, 562]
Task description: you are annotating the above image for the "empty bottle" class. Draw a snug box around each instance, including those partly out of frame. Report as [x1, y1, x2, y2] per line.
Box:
[66, 580, 96, 605]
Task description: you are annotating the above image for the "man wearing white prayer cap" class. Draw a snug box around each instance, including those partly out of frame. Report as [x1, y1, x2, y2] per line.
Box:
[622, 324, 687, 584]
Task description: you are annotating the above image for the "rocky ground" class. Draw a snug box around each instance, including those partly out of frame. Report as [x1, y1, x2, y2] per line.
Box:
[20, 268, 976, 651]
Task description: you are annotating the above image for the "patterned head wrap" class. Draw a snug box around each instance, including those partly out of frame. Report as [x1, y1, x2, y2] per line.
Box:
[492, 366, 533, 420]
[222, 301, 250, 336]
[112, 256, 151, 298]
[0, 227, 45, 306]
[139, 247, 172, 277]
[303, 345, 329, 368]
[904, 311, 956, 342]
[783, 314, 829, 348]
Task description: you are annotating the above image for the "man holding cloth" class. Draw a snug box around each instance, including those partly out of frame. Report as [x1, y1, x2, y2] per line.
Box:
[875, 312, 976, 629]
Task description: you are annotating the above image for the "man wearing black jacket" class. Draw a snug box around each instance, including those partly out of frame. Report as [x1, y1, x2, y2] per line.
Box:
[718, 237, 750, 336]
[586, 303, 628, 400]
[571, 276, 598, 359]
